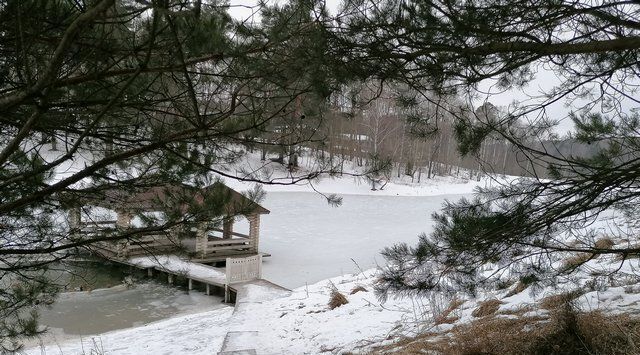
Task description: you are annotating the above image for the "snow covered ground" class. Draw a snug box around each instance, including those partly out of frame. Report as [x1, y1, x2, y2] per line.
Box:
[29, 306, 235, 355]
[26, 256, 640, 355]
[24, 186, 640, 354]
[26, 283, 229, 352]
[24, 269, 423, 355]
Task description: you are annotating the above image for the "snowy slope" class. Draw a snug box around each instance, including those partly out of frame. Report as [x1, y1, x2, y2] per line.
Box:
[24, 202, 640, 354]
[25, 257, 640, 355]
[24, 270, 418, 355]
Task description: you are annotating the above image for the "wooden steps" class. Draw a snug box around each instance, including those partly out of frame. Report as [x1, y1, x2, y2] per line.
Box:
[217, 331, 258, 355]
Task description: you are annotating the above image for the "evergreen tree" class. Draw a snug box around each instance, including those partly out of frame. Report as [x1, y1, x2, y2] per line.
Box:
[0, 0, 340, 350]
[330, 0, 640, 296]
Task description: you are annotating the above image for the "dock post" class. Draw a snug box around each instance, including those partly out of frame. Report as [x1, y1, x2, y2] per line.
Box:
[206, 284, 210, 295]
[168, 274, 174, 285]
[224, 285, 229, 303]
[147, 268, 153, 277]
[188, 279, 193, 290]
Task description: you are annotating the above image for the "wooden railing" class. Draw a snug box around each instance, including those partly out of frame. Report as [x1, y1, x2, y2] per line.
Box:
[206, 238, 249, 249]
[79, 221, 255, 258]
[86, 230, 177, 258]
[201, 228, 252, 254]
[123, 234, 178, 256]
[209, 228, 250, 239]
[226, 254, 262, 284]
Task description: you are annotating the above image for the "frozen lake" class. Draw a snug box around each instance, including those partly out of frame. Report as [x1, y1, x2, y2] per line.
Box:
[30, 282, 227, 347]
[239, 191, 470, 289]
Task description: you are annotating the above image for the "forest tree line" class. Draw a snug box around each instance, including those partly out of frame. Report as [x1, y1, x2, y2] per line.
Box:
[254, 82, 599, 182]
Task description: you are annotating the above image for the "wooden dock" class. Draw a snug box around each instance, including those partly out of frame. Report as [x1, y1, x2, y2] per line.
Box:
[124, 254, 226, 295]
[106, 253, 280, 303]
[103, 253, 292, 355]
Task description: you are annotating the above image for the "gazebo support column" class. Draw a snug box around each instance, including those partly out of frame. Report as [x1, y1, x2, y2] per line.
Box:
[116, 210, 132, 229]
[223, 217, 233, 239]
[195, 223, 208, 257]
[248, 213, 260, 253]
[115, 210, 132, 258]
[68, 207, 81, 238]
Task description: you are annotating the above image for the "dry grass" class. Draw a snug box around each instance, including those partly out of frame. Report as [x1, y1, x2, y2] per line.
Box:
[563, 238, 617, 271]
[595, 237, 615, 249]
[371, 332, 441, 354]
[328, 288, 349, 310]
[471, 299, 502, 318]
[350, 285, 368, 295]
[539, 290, 583, 311]
[435, 298, 465, 325]
[562, 252, 593, 271]
[372, 315, 546, 354]
[374, 303, 640, 355]
[505, 281, 528, 297]
[497, 304, 535, 316]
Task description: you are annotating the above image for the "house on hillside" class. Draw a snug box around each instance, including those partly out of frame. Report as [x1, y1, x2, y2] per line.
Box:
[60, 182, 270, 263]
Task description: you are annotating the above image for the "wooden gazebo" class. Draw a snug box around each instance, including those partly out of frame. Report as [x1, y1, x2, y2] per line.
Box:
[61, 182, 270, 262]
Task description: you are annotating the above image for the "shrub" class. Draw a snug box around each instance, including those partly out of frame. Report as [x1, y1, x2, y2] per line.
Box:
[435, 298, 464, 325]
[350, 285, 368, 295]
[471, 299, 502, 318]
[328, 287, 348, 310]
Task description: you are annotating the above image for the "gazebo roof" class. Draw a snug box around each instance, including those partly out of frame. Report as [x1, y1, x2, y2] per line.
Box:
[60, 182, 270, 216]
